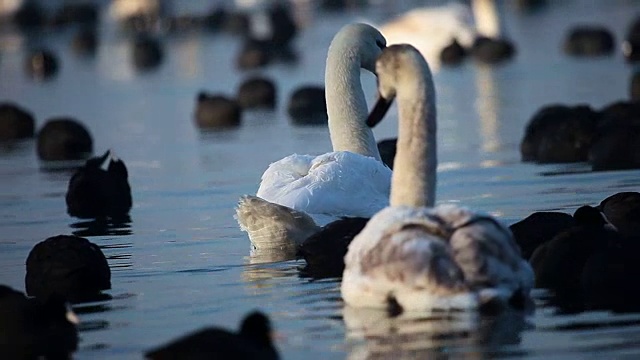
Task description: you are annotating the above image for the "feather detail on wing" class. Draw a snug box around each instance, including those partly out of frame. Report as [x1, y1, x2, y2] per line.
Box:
[235, 195, 321, 251]
[435, 204, 535, 303]
[342, 205, 533, 311]
[256, 151, 391, 223]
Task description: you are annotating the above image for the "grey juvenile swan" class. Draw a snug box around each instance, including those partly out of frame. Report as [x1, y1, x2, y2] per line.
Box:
[342, 44, 533, 312]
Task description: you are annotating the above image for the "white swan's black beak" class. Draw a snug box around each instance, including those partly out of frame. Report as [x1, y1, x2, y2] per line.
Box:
[367, 95, 394, 128]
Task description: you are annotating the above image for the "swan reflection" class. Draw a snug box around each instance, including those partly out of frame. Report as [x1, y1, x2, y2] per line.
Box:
[344, 306, 529, 359]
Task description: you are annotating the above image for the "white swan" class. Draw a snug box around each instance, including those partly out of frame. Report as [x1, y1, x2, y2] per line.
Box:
[378, 0, 508, 70]
[236, 23, 391, 252]
[108, 0, 162, 23]
[471, 0, 507, 39]
[341, 44, 533, 312]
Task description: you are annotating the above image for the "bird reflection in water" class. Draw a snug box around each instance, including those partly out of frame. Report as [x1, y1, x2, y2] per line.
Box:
[70, 216, 133, 237]
[241, 255, 299, 287]
[343, 306, 530, 359]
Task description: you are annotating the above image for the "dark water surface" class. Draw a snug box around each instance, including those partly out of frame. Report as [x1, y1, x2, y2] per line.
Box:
[1, 1, 640, 359]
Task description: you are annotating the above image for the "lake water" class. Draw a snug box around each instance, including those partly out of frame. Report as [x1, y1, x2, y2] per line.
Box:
[1, 0, 640, 359]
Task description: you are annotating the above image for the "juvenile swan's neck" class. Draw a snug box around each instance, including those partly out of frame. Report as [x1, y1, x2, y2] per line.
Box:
[390, 55, 437, 208]
[326, 35, 381, 160]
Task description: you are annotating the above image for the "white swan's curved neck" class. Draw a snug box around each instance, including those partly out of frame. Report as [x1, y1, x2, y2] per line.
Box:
[390, 60, 437, 208]
[472, 0, 506, 38]
[326, 45, 381, 160]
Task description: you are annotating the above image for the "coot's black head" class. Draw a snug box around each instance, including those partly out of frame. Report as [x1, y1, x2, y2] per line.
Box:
[239, 311, 273, 347]
[84, 150, 110, 169]
[33, 293, 79, 327]
[35, 295, 80, 357]
[0, 285, 79, 358]
[81, 149, 128, 181]
[0, 284, 18, 296]
[107, 155, 129, 179]
[573, 205, 607, 227]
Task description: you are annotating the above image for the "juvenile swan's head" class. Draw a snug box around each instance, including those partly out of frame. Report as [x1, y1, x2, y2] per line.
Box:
[367, 44, 433, 128]
[329, 23, 387, 73]
[376, 44, 429, 100]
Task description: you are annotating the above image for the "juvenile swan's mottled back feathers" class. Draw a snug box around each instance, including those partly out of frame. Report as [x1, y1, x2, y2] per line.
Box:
[433, 205, 533, 300]
[342, 205, 533, 311]
[236, 195, 320, 251]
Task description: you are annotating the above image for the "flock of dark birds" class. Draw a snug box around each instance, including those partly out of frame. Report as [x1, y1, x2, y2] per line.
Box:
[0, 0, 640, 359]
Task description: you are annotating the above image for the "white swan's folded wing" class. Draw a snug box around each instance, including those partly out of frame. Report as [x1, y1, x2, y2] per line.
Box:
[256, 154, 316, 200]
[257, 151, 391, 223]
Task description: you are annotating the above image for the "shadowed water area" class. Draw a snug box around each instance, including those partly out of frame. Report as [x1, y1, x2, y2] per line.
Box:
[1, 0, 640, 358]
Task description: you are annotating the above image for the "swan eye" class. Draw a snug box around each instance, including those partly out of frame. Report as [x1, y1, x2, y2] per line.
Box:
[376, 40, 385, 50]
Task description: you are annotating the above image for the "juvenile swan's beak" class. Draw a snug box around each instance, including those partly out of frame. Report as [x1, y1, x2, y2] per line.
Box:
[367, 94, 394, 128]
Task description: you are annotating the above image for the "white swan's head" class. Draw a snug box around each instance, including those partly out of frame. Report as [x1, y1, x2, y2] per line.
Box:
[330, 23, 387, 73]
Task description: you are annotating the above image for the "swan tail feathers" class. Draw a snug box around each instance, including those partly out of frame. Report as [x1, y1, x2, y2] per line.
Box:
[235, 195, 321, 251]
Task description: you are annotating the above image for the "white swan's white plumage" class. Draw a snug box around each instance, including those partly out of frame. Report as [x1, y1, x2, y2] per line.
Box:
[256, 152, 391, 225]
[341, 44, 533, 312]
[378, 0, 507, 71]
[379, 3, 476, 71]
[236, 23, 390, 251]
[108, 0, 161, 22]
[471, 0, 507, 39]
